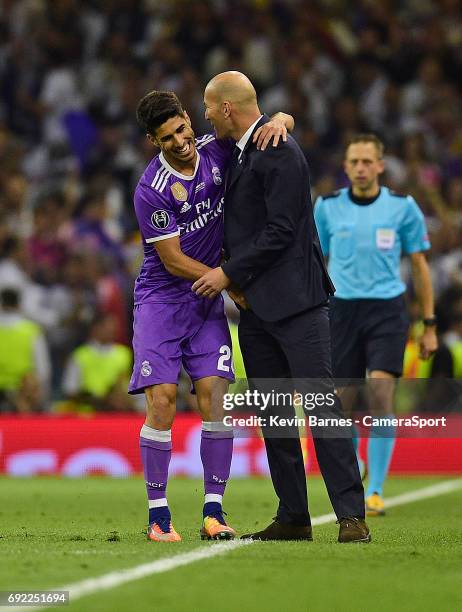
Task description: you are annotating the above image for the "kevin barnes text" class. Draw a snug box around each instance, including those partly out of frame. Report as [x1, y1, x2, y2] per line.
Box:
[222, 415, 447, 429]
[222, 415, 352, 428]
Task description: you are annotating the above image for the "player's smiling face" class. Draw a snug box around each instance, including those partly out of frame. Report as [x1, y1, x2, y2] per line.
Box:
[344, 142, 385, 196]
[151, 113, 196, 171]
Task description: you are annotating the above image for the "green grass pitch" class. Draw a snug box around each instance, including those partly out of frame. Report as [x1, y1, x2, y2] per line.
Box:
[1, 476, 461, 611]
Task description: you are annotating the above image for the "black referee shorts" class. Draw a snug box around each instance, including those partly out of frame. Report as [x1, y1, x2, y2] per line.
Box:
[329, 295, 409, 379]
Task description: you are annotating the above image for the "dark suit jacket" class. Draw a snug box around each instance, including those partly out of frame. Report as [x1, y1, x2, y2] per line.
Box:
[221, 115, 335, 322]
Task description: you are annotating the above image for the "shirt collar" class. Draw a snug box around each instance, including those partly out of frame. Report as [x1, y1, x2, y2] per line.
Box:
[236, 115, 263, 154]
[348, 186, 382, 206]
[159, 150, 200, 181]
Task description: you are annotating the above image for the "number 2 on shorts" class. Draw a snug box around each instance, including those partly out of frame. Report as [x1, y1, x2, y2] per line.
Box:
[217, 345, 233, 373]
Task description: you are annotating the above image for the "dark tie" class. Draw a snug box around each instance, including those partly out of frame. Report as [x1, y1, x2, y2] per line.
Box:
[226, 146, 241, 191]
[230, 145, 240, 172]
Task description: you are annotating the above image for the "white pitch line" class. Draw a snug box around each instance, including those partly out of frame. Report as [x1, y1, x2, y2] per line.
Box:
[61, 540, 253, 596]
[311, 479, 462, 526]
[8, 479, 462, 611]
[7, 541, 253, 612]
[379, 479, 462, 508]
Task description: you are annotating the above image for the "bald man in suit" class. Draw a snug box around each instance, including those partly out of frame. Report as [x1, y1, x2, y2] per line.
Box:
[193, 72, 370, 543]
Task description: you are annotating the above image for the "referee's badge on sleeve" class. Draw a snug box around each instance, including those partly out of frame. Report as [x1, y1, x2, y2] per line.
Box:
[376, 228, 395, 250]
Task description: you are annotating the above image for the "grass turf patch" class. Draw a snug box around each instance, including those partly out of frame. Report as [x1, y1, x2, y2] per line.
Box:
[1, 476, 461, 611]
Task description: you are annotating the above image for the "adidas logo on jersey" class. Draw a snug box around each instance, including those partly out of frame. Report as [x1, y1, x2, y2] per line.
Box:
[180, 202, 191, 213]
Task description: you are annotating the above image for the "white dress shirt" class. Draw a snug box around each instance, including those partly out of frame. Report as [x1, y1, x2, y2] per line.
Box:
[236, 115, 263, 160]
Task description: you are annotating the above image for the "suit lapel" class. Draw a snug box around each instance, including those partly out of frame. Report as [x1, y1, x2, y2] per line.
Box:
[227, 148, 245, 191]
[226, 115, 270, 194]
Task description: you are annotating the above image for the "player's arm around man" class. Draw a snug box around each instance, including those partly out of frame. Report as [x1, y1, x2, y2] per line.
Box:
[130, 90, 293, 542]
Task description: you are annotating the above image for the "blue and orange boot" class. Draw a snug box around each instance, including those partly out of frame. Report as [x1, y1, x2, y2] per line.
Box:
[147, 518, 181, 542]
[200, 503, 236, 540]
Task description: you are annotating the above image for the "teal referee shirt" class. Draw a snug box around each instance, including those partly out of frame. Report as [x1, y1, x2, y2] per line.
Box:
[314, 187, 430, 299]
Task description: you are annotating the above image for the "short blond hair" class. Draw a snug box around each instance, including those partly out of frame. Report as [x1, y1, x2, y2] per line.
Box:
[345, 134, 384, 159]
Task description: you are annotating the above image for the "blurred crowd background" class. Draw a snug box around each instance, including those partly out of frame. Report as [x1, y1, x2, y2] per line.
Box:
[1, 0, 462, 413]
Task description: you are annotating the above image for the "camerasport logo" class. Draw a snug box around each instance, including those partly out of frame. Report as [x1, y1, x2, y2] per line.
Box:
[151, 210, 170, 229]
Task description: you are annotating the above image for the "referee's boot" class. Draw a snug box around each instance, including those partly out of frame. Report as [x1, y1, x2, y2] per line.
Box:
[337, 517, 371, 543]
[241, 518, 313, 541]
[366, 492, 385, 516]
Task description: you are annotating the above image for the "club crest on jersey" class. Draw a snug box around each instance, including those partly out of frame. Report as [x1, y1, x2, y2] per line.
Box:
[151, 210, 170, 229]
[212, 166, 222, 185]
[141, 360, 152, 377]
[170, 181, 188, 201]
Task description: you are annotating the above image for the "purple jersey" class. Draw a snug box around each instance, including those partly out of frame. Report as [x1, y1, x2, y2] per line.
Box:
[133, 134, 233, 304]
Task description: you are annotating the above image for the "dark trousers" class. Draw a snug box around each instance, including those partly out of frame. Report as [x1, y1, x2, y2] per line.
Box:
[238, 305, 365, 524]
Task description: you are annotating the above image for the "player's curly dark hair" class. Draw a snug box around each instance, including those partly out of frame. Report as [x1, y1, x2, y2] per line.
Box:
[136, 90, 185, 135]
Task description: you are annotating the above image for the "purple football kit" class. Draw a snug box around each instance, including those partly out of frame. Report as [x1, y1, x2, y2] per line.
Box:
[129, 134, 235, 394]
[132, 133, 236, 536]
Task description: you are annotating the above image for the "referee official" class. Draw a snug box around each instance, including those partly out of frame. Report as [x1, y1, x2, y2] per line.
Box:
[314, 134, 438, 516]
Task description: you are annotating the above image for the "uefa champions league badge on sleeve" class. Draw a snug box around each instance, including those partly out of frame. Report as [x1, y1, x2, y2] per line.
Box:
[141, 360, 152, 377]
[151, 210, 170, 229]
[212, 166, 222, 185]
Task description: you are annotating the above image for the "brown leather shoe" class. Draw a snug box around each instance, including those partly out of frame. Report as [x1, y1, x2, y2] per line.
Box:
[241, 519, 313, 541]
[337, 517, 371, 543]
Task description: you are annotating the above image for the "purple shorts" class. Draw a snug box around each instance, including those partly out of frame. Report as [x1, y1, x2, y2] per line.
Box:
[129, 295, 234, 394]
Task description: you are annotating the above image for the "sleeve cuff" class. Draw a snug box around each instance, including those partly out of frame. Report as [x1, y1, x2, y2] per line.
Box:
[145, 230, 180, 244]
[222, 261, 254, 288]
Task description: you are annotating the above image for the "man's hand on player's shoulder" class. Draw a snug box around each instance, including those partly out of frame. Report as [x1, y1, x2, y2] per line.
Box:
[253, 112, 294, 151]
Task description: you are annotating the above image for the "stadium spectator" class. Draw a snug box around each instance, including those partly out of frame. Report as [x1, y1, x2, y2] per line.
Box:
[0, 287, 50, 413]
[61, 312, 134, 413]
[82, 252, 130, 346]
[403, 286, 462, 413]
[0, 236, 60, 329]
[69, 193, 125, 266]
[431, 286, 462, 380]
[27, 194, 68, 285]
